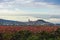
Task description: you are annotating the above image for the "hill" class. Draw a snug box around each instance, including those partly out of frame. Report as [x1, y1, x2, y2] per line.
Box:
[0, 19, 54, 26]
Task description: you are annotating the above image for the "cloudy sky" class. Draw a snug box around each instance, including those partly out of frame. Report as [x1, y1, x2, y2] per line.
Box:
[0, 0, 60, 23]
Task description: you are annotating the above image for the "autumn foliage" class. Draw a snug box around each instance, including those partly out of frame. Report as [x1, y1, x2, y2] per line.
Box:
[0, 25, 60, 40]
[0, 25, 59, 33]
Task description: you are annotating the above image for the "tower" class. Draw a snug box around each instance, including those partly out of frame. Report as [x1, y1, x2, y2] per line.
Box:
[28, 19, 31, 22]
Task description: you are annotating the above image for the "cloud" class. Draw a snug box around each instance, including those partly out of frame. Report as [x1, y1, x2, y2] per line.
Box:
[0, 0, 59, 9]
[13, 0, 60, 8]
[0, 16, 41, 22]
[0, 9, 28, 16]
[34, 0, 60, 5]
[0, 0, 14, 3]
[46, 18, 60, 23]
[0, 0, 60, 19]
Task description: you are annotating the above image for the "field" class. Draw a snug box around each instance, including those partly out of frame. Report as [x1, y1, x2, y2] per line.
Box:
[0, 25, 59, 33]
[0, 25, 60, 40]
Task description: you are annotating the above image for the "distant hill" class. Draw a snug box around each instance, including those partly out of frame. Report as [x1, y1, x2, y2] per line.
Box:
[26, 20, 54, 26]
[0, 19, 26, 26]
[0, 19, 54, 26]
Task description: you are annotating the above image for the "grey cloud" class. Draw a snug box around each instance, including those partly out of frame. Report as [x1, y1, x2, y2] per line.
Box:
[0, 0, 14, 3]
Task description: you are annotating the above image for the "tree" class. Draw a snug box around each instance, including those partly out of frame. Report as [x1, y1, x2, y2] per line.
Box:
[11, 30, 32, 40]
[27, 35, 40, 40]
[0, 33, 3, 40]
[3, 33, 13, 40]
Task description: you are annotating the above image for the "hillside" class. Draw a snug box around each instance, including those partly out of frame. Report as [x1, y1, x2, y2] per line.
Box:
[0, 19, 54, 26]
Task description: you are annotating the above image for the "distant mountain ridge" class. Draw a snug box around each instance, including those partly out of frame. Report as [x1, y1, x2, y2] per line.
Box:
[0, 19, 26, 26]
[0, 19, 55, 26]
